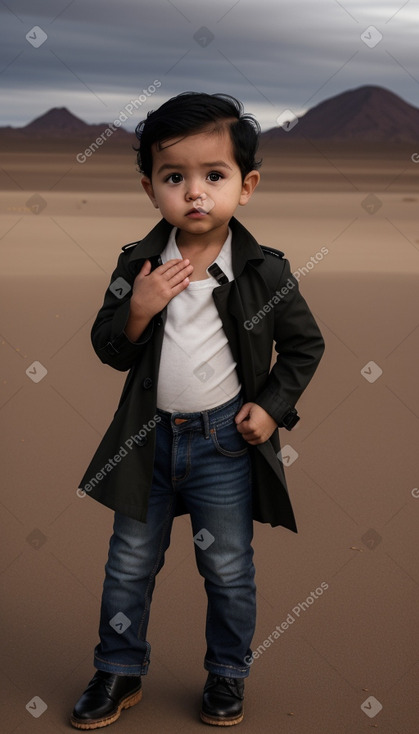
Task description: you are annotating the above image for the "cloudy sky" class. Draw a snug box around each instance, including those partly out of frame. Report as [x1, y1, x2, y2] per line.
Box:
[1, 0, 418, 131]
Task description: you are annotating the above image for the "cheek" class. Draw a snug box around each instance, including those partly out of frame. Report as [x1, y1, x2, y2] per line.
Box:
[218, 185, 241, 205]
[158, 188, 182, 208]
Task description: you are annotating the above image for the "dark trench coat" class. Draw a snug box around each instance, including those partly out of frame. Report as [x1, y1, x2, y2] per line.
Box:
[78, 216, 325, 532]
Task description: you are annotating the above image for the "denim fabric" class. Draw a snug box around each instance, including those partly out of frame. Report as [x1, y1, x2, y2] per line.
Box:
[93, 393, 256, 679]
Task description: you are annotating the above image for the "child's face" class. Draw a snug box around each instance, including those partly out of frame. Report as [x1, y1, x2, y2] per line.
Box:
[141, 127, 260, 238]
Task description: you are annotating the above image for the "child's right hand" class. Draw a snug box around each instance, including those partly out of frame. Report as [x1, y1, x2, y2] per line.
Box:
[130, 257, 193, 320]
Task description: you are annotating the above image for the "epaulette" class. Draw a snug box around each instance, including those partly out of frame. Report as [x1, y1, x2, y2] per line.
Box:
[121, 241, 139, 252]
[260, 245, 285, 259]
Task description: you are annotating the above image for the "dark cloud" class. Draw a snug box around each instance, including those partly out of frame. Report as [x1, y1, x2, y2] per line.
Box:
[1, 0, 418, 129]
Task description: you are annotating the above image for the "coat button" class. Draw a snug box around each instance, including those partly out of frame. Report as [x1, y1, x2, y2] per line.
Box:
[143, 377, 152, 389]
[136, 437, 147, 446]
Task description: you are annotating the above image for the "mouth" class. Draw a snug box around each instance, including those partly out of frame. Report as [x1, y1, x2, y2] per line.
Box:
[186, 208, 207, 217]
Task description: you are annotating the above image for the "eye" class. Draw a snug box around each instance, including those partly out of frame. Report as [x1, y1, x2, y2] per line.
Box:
[207, 172, 223, 182]
[166, 173, 183, 183]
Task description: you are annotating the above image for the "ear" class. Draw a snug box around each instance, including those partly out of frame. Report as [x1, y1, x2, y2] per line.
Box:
[141, 176, 159, 208]
[238, 170, 260, 206]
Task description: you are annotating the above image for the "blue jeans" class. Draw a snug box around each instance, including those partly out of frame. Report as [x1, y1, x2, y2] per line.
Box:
[93, 393, 256, 679]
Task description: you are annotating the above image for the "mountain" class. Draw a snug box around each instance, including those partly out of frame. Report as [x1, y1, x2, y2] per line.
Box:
[1, 86, 418, 143]
[262, 85, 419, 143]
[1, 107, 131, 138]
[23, 107, 96, 134]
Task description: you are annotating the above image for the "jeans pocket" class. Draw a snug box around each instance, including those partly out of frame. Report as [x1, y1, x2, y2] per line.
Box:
[210, 421, 248, 458]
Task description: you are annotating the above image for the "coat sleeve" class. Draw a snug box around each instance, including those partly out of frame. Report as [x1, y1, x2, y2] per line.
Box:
[90, 250, 155, 372]
[255, 257, 325, 425]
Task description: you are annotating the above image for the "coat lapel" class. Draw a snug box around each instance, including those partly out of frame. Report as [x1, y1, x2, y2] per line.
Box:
[127, 218, 174, 263]
[212, 218, 266, 400]
[212, 281, 255, 398]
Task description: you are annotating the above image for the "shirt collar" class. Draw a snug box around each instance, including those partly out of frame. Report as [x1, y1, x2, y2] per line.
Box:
[164, 225, 234, 283]
[127, 216, 265, 277]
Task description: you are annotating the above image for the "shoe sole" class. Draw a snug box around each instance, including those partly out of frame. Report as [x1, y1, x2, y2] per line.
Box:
[70, 687, 142, 730]
[200, 709, 244, 726]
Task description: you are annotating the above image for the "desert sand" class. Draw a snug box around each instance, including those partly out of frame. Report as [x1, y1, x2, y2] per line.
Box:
[1, 142, 418, 733]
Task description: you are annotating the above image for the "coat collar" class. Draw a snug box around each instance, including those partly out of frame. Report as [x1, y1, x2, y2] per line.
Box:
[127, 216, 265, 278]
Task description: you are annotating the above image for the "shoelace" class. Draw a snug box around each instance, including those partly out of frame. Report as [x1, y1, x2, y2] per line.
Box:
[206, 676, 243, 698]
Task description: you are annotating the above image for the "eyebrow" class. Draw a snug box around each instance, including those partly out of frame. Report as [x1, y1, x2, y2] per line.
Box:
[156, 160, 233, 175]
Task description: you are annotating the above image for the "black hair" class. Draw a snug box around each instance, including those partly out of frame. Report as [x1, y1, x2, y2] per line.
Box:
[134, 91, 262, 181]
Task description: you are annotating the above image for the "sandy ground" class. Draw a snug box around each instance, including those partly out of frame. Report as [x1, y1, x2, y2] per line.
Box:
[1, 146, 418, 733]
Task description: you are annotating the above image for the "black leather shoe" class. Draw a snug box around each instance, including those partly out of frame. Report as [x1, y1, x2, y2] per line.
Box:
[70, 670, 142, 729]
[200, 673, 245, 726]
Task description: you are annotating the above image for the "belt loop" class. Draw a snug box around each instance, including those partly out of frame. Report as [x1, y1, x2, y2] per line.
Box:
[201, 410, 210, 439]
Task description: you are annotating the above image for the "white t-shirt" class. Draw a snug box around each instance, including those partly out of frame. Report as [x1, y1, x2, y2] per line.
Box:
[156, 226, 241, 412]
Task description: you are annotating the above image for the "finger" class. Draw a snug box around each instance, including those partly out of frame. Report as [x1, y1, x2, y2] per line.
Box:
[167, 264, 193, 284]
[241, 429, 256, 440]
[138, 259, 152, 277]
[236, 419, 257, 436]
[236, 419, 254, 435]
[169, 276, 191, 298]
[237, 426, 256, 441]
[158, 258, 189, 277]
[242, 434, 258, 445]
[244, 432, 263, 444]
[167, 264, 194, 289]
[235, 405, 251, 424]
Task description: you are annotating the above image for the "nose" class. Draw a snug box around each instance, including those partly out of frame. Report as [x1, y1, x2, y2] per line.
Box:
[185, 179, 206, 201]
